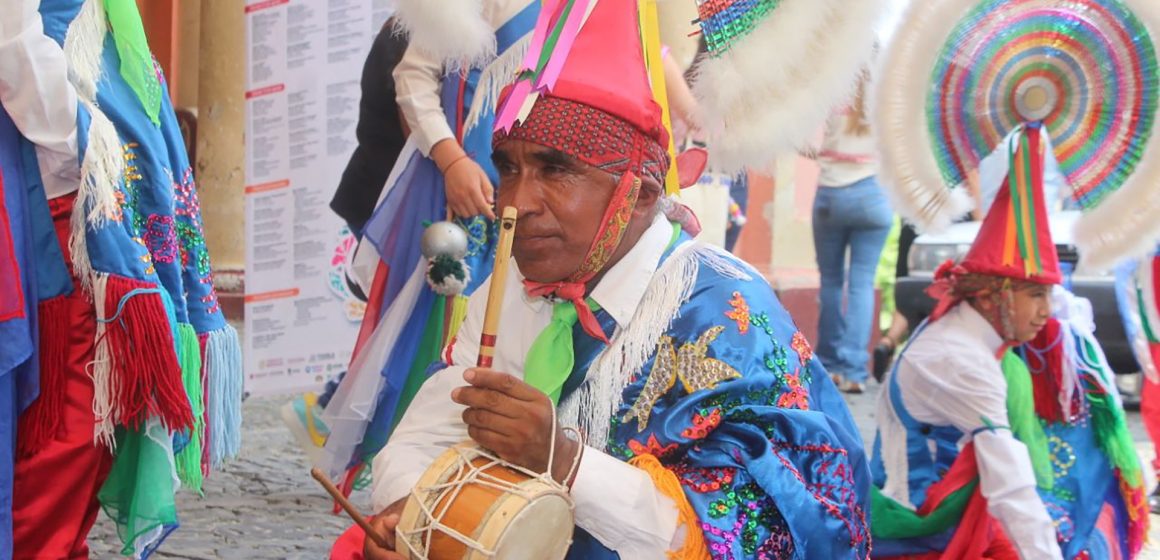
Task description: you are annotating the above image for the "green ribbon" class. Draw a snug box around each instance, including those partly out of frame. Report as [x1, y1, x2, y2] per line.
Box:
[1000, 349, 1053, 490]
[104, 0, 163, 126]
[524, 298, 601, 404]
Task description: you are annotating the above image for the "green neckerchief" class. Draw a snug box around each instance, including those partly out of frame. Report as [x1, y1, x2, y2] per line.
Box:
[524, 223, 682, 404]
[104, 0, 162, 126]
[524, 298, 602, 405]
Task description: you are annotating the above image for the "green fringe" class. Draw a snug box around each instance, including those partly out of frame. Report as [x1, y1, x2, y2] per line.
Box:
[1000, 351, 1053, 490]
[1081, 338, 1144, 488]
[175, 323, 205, 493]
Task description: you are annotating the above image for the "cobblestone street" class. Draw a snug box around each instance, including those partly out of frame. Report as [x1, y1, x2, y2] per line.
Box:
[85, 385, 1160, 559]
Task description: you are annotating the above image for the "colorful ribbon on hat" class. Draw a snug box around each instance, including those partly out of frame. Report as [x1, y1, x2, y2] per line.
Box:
[496, 0, 594, 132]
[640, 0, 680, 197]
[1004, 124, 1046, 277]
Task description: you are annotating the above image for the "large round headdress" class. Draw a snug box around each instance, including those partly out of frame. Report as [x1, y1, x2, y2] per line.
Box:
[876, 0, 1160, 270]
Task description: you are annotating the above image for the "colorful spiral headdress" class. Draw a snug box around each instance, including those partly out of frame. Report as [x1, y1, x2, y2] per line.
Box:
[876, 0, 1160, 271]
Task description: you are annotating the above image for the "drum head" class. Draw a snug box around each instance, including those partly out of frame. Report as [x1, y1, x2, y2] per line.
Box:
[485, 491, 573, 560]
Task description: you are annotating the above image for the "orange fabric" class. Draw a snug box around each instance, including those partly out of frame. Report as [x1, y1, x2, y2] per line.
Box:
[628, 453, 710, 559]
[12, 194, 113, 559]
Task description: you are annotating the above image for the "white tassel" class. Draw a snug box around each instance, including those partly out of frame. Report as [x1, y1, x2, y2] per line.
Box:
[871, 0, 981, 233]
[462, 33, 531, 136]
[90, 273, 117, 449]
[393, 0, 496, 72]
[61, 0, 124, 296]
[693, 0, 889, 174]
[62, 0, 107, 101]
[69, 103, 125, 297]
[559, 242, 751, 449]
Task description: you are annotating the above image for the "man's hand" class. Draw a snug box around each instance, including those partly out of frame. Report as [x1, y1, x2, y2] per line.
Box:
[432, 139, 496, 220]
[451, 369, 579, 485]
[363, 499, 407, 560]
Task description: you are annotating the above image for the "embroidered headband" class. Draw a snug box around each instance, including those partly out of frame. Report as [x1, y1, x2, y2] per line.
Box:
[493, 95, 670, 186]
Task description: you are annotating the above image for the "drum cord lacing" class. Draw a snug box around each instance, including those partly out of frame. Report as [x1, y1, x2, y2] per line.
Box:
[399, 407, 583, 558]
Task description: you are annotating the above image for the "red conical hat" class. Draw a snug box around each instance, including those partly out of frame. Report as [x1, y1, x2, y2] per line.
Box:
[490, 0, 674, 344]
[493, 0, 670, 185]
[960, 124, 1062, 285]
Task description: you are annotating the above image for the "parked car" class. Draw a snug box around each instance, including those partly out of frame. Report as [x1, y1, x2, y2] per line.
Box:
[895, 211, 1141, 381]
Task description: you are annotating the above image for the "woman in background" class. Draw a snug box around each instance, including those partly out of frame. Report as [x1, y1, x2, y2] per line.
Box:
[812, 71, 894, 393]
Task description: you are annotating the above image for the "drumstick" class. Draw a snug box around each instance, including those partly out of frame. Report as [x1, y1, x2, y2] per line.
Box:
[310, 468, 391, 549]
[477, 206, 518, 368]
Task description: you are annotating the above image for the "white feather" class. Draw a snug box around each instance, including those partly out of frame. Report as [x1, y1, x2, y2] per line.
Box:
[693, 0, 889, 174]
[871, 0, 982, 234]
[393, 0, 496, 71]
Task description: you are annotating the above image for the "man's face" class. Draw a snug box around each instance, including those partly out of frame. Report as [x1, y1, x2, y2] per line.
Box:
[1007, 282, 1053, 343]
[492, 140, 619, 283]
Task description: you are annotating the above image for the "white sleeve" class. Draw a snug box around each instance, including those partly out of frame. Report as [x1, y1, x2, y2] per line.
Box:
[975, 431, 1063, 559]
[569, 448, 681, 559]
[0, 0, 80, 199]
[368, 280, 490, 513]
[904, 356, 1062, 559]
[392, 41, 454, 157]
[370, 364, 471, 513]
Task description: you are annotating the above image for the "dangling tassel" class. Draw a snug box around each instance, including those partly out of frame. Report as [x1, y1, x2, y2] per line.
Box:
[494, 0, 593, 131]
[640, 0, 680, 197]
[96, 274, 193, 436]
[445, 295, 470, 345]
[175, 323, 205, 493]
[628, 454, 710, 559]
[1005, 126, 1046, 276]
[205, 324, 242, 469]
[16, 296, 71, 458]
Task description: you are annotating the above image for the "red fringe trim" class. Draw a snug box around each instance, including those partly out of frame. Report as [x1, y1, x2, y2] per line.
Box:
[16, 296, 71, 458]
[101, 275, 193, 432]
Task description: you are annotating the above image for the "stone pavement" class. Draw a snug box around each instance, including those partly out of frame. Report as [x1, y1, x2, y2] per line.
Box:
[85, 385, 1160, 559]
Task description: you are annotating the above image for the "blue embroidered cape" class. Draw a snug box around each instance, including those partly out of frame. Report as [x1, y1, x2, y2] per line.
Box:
[563, 242, 871, 558]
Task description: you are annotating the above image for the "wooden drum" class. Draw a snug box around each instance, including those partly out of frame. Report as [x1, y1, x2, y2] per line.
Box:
[395, 442, 574, 560]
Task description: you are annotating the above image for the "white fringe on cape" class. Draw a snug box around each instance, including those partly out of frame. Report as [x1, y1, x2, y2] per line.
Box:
[393, 0, 496, 72]
[462, 33, 531, 137]
[63, 0, 125, 295]
[91, 273, 117, 448]
[692, 0, 889, 174]
[558, 242, 753, 449]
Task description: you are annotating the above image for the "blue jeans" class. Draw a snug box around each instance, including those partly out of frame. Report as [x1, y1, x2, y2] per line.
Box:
[812, 176, 894, 382]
